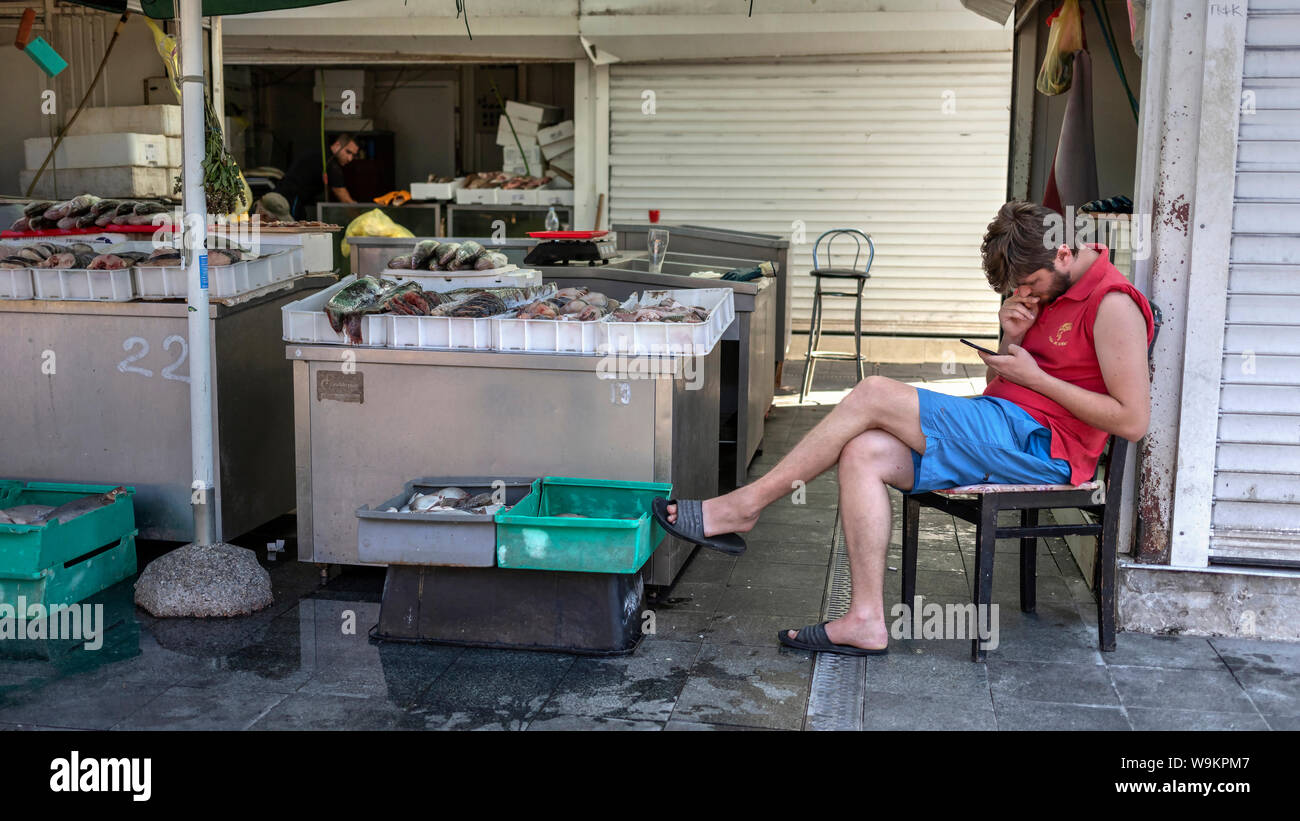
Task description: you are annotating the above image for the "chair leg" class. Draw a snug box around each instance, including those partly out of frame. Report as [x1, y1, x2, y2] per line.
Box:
[1020, 508, 1037, 613]
[800, 285, 821, 403]
[971, 497, 998, 662]
[1096, 504, 1119, 652]
[854, 279, 865, 383]
[901, 494, 920, 610]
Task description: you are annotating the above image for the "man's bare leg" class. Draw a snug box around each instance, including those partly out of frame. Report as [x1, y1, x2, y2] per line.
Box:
[783, 428, 916, 650]
[664, 376, 927, 535]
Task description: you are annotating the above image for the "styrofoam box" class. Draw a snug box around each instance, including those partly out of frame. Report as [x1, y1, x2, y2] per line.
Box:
[493, 313, 609, 354]
[503, 144, 543, 170]
[505, 100, 562, 125]
[134, 249, 305, 300]
[24, 133, 168, 170]
[540, 136, 574, 160]
[65, 105, 182, 138]
[537, 189, 575, 207]
[536, 120, 575, 146]
[282, 276, 387, 346]
[410, 177, 464, 201]
[496, 118, 540, 146]
[0, 267, 34, 300]
[381, 266, 541, 291]
[33, 268, 134, 301]
[549, 149, 575, 175]
[601, 288, 735, 356]
[19, 166, 178, 199]
[455, 187, 499, 205]
[211, 230, 334, 273]
[498, 188, 538, 207]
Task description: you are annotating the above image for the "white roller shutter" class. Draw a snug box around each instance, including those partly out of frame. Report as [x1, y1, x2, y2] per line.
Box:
[609, 56, 1010, 335]
[1212, 1, 1300, 565]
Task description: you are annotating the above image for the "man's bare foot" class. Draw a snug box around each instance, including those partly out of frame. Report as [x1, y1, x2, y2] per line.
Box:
[787, 614, 888, 651]
[664, 495, 760, 538]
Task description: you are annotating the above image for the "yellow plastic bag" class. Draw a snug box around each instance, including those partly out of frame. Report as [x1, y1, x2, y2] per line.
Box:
[1036, 0, 1085, 96]
[341, 208, 414, 257]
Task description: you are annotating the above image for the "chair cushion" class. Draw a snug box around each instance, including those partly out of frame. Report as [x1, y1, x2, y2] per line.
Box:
[810, 268, 870, 278]
[933, 479, 1102, 496]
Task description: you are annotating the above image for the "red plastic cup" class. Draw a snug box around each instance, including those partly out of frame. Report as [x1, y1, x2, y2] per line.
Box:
[648, 209, 660, 224]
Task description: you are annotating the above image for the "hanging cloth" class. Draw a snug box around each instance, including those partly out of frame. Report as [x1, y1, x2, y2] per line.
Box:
[1043, 49, 1099, 216]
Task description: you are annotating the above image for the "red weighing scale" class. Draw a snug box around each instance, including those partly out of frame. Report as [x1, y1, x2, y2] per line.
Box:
[524, 230, 616, 266]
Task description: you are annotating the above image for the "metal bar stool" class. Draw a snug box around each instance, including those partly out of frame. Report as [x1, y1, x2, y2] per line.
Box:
[800, 229, 875, 404]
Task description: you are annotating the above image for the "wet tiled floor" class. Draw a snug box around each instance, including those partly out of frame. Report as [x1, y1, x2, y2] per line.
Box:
[1, 349, 1295, 730]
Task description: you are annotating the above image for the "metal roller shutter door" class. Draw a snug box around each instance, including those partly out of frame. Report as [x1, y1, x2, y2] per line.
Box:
[1212, 0, 1300, 565]
[609, 56, 1010, 336]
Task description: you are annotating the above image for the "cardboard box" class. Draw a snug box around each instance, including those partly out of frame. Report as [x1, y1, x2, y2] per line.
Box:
[540, 136, 574, 160]
[64, 105, 182, 137]
[536, 120, 575, 145]
[504, 100, 562, 125]
[24, 133, 168, 169]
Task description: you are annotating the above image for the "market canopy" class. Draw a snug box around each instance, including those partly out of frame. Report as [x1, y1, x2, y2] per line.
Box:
[66, 0, 345, 18]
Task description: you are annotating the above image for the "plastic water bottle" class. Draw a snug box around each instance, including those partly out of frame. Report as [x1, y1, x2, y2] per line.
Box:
[544, 206, 560, 232]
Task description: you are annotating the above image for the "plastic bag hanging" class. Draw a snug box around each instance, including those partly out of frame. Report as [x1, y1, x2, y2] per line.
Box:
[1036, 0, 1085, 96]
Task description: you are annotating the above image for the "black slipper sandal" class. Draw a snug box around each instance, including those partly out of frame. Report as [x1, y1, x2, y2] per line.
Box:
[777, 622, 888, 656]
[651, 497, 747, 556]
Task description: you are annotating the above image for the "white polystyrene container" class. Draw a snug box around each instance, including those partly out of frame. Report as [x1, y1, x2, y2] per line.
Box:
[32, 267, 135, 301]
[281, 276, 388, 346]
[599, 288, 735, 356]
[0, 267, 34, 299]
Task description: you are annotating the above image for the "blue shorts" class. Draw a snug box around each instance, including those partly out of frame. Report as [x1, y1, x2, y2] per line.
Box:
[900, 388, 1072, 494]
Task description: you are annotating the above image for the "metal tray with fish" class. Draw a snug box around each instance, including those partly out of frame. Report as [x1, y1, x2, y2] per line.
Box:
[356, 477, 536, 566]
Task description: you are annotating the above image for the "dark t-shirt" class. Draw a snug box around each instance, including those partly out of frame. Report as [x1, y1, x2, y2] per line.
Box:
[275, 152, 346, 219]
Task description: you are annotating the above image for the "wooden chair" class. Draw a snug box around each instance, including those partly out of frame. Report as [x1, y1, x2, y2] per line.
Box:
[901, 302, 1162, 662]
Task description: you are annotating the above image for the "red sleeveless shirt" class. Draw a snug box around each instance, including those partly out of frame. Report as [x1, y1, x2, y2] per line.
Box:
[982, 246, 1155, 486]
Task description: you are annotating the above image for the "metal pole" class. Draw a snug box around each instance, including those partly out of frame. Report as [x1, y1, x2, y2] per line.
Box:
[180, 0, 215, 545]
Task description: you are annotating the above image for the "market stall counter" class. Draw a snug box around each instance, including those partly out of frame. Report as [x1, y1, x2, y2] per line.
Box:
[0, 275, 334, 541]
[614, 223, 793, 380]
[286, 321, 720, 589]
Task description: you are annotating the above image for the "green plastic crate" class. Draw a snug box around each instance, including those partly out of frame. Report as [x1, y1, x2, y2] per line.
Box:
[0, 482, 137, 609]
[494, 477, 672, 573]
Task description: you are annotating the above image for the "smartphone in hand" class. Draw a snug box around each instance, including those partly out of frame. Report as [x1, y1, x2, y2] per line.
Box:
[960, 338, 999, 356]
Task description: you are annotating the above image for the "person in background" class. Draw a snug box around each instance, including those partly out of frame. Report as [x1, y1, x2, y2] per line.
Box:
[253, 192, 293, 222]
[273, 133, 360, 220]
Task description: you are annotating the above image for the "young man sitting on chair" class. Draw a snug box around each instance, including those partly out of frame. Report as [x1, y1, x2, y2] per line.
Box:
[653, 200, 1156, 656]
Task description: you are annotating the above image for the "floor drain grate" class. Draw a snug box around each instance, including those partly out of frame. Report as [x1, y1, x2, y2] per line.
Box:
[806, 522, 867, 731]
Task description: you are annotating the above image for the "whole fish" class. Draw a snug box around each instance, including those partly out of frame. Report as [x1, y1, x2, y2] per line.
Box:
[42, 486, 128, 525]
[325, 276, 391, 343]
[451, 240, 485, 269]
[0, 256, 32, 269]
[410, 239, 441, 270]
[23, 201, 54, 218]
[40, 251, 96, 269]
[9, 216, 30, 233]
[88, 252, 147, 270]
[208, 249, 242, 267]
[0, 504, 56, 525]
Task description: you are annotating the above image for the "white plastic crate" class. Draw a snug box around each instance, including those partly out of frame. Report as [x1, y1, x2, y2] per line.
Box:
[0, 267, 34, 300]
[600, 288, 735, 356]
[492, 314, 609, 354]
[380, 266, 539, 291]
[498, 188, 538, 207]
[33, 267, 135, 301]
[281, 276, 388, 346]
[387, 313, 502, 350]
[134, 249, 304, 300]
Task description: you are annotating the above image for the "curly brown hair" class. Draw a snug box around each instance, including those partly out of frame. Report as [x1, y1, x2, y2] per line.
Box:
[980, 201, 1059, 295]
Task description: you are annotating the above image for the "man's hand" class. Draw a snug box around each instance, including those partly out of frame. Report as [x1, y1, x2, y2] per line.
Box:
[979, 344, 1045, 390]
[999, 285, 1040, 340]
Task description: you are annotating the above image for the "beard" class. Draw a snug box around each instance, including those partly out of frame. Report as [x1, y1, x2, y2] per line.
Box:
[1042, 265, 1073, 303]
